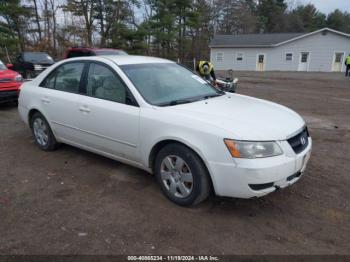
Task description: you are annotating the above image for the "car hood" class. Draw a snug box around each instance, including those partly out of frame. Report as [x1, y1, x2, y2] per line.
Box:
[162, 94, 305, 141]
[0, 69, 18, 79]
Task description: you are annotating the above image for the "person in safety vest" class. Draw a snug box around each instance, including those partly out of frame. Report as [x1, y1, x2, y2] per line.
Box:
[345, 54, 350, 77]
[196, 60, 217, 84]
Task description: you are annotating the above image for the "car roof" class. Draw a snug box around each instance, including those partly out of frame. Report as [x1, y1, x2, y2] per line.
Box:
[101, 55, 175, 65]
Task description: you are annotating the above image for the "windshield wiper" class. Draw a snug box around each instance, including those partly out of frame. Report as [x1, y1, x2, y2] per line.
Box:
[159, 92, 224, 106]
[159, 99, 195, 106]
[201, 93, 224, 100]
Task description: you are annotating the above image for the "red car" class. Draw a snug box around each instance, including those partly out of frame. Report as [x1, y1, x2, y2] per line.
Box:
[0, 60, 23, 104]
[65, 47, 128, 59]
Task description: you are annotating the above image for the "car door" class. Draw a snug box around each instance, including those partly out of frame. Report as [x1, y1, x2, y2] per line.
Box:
[75, 61, 140, 162]
[38, 61, 87, 143]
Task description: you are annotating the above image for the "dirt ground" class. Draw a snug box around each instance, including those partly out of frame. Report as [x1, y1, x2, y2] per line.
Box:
[0, 72, 349, 255]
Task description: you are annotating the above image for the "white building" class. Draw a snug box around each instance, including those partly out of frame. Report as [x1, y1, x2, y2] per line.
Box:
[209, 28, 350, 72]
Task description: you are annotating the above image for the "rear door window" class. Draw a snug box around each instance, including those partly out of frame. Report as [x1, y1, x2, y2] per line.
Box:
[55, 63, 84, 93]
[43, 72, 56, 89]
[40, 62, 84, 94]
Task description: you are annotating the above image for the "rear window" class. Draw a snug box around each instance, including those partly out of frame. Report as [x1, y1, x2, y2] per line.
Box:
[23, 52, 54, 63]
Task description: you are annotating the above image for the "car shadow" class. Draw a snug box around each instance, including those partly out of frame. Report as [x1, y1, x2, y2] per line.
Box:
[38, 142, 297, 216]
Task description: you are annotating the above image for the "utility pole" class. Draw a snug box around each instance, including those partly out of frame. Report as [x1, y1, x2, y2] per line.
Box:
[4, 46, 11, 63]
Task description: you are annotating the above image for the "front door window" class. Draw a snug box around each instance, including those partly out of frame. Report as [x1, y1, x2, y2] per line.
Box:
[86, 63, 126, 104]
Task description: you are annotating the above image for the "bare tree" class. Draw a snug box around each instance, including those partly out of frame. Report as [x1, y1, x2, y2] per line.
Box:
[64, 0, 96, 46]
[32, 0, 42, 41]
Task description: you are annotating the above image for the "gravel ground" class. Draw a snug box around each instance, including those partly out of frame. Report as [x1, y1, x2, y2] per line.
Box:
[0, 72, 349, 255]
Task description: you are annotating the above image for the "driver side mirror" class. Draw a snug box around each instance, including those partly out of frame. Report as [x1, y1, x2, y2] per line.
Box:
[6, 63, 13, 69]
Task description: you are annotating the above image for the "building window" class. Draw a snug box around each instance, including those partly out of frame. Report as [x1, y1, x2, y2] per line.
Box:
[301, 52, 309, 63]
[216, 52, 223, 62]
[286, 53, 293, 61]
[258, 54, 265, 63]
[236, 53, 244, 61]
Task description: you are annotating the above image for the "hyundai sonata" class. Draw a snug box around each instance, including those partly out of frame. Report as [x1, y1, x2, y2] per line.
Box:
[18, 56, 312, 206]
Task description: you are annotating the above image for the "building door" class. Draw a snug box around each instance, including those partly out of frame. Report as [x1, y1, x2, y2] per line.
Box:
[332, 52, 344, 72]
[298, 52, 309, 71]
[257, 54, 265, 71]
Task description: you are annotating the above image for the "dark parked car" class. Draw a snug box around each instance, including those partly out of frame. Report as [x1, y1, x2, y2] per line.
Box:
[65, 47, 128, 58]
[10, 52, 55, 79]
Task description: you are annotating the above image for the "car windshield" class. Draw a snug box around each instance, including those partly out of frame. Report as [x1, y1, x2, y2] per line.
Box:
[120, 63, 223, 106]
[0, 60, 6, 70]
[95, 50, 128, 56]
[23, 52, 54, 63]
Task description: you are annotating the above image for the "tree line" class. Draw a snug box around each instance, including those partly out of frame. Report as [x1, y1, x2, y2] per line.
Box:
[0, 0, 349, 62]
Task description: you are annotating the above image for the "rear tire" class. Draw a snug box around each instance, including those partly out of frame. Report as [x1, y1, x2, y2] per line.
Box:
[30, 112, 58, 151]
[154, 143, 211, 206]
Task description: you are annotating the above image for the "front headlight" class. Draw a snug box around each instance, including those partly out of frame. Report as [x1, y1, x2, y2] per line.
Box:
[224, 139, 283, 158]
[14, 75, 23, 82]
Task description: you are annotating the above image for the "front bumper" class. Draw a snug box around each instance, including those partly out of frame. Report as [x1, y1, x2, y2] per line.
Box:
[0, 90, 18, 104]
[208, 138, 312, 198]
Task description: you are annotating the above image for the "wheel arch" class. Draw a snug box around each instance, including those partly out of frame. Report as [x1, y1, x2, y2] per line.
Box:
[148, 139, 215, 194]
[28, 108, 43, 128]
[28, 108, 51, 129]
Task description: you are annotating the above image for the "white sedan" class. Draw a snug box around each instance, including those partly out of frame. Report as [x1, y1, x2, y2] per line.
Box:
[18, 56, 312, 206]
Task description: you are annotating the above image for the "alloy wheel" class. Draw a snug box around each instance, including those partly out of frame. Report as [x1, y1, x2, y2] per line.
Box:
[160, 155, 193, 198]
[33, 118, 49, 146]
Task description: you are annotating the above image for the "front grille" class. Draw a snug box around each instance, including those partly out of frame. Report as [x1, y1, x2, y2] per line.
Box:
[0, 78, 12, 83]
[287, 127, 309, 154]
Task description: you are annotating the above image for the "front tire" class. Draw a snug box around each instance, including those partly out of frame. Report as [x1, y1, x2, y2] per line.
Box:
[30, 112, 58, 151]
[154, 143, 211, 206]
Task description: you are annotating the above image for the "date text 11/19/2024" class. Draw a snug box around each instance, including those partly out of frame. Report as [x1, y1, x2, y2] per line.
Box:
[127, 255, 219, 261]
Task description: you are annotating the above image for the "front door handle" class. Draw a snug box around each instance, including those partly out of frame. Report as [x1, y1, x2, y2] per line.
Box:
[41, 97, 50, 104]
[79, 106, 90, 113]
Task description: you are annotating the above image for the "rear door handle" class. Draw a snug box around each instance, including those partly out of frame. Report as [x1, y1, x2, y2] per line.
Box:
[79, 106, 90, 113]
[41, 97, 50, 104]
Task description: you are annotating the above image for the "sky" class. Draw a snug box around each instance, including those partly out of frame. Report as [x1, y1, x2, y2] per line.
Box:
[296, 0, 350, 14]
